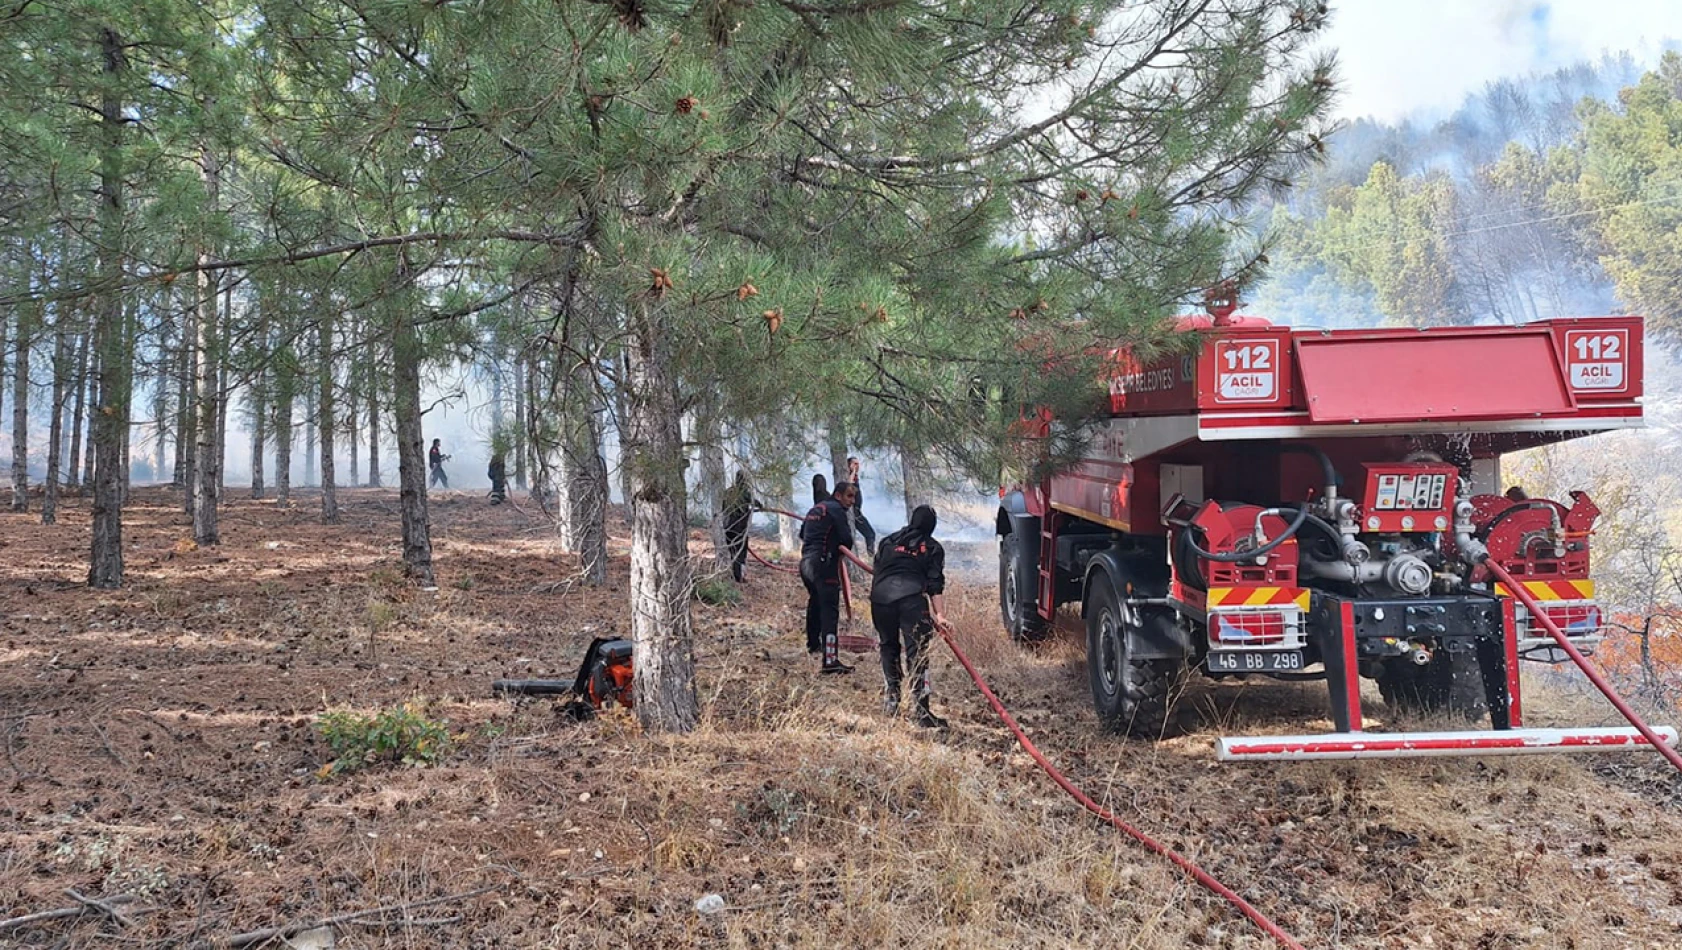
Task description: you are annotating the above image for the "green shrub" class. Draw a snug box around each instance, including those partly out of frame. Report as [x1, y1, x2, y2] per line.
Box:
[315, 703, 451, 777]
[693, 575, 743, 606]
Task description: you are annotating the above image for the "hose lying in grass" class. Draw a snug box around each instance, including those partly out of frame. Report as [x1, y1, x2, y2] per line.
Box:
[764, 507, 1306, 948]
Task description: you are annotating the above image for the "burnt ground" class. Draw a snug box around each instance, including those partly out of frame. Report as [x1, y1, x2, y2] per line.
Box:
[2, 487, 1681, 948]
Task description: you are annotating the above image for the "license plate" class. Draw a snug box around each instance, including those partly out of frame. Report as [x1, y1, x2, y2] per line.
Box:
[1208, 650, 1304, 672]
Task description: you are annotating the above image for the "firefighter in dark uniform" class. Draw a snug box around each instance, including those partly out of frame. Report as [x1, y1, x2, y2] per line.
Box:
[801, 480, 857, 674]
[721, 470, 758, 583]
[870, 505, 949, 728]
[488, 454, 507, 504]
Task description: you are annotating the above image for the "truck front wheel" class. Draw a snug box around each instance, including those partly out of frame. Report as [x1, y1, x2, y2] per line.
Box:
[1085, 575, 1179, 737]
[999, 532, 1047, 642]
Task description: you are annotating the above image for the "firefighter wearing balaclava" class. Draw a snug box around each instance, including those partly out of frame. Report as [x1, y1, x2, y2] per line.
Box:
[870, 505, 949, 729]
[800, 480, 858, 674]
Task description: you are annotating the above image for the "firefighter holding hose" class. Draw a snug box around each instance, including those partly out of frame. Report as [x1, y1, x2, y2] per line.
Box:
[870, 505, 949, 729]
[801, 480, 858, 674]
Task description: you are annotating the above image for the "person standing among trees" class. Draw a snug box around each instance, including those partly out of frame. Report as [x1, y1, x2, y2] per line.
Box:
[721, 469, 759, 583]
[811, 473, 830, 506]
[845, 456, 877, 555]
[428, 439, 450, 489]
[801, 480, 858, 674]
[488, 453, 507, 504]
[870, 505, 950, 729]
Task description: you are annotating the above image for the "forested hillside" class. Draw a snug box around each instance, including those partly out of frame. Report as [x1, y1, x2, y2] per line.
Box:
[1251, 50, 1682, 335]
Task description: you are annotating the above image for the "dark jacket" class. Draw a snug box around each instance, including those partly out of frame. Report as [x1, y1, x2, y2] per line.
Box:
[870, 526, 946, 605]
[799, 498, 855, 575]
[488, 459, 506, 483]
[722, 480, 756, 533]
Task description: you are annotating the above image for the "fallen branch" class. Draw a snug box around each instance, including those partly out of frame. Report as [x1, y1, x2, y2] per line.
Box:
[215, 883, 499, 948]
[65, 888, 134, 928]
[350, 915, 463, 929]
[0, 894, 141, 934]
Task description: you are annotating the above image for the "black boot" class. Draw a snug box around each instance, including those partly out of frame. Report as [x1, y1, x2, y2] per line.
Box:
[914, 695, 948, 730]
[819, 634, 851, 674]
[880, 649, 902, 714]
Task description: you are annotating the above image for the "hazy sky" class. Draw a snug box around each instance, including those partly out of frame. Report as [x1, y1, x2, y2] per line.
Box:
[1323, 0, 1682, 122]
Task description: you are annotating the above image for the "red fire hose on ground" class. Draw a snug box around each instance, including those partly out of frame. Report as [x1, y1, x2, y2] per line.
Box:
[758, 507, 1305, 948]
[1482, 559, 1682, 776]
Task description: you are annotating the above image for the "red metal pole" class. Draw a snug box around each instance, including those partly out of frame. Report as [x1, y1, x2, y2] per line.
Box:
[1483, 559, 1682, 775]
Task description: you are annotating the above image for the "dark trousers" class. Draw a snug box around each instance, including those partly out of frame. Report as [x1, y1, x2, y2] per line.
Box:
[429, 464, 448, 488]
[873, 593, 933, 705]
[724, 516, 749, 582]
[800, 560, 841, 664]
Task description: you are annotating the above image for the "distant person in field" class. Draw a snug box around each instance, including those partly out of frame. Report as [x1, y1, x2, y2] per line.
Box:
[870, 504, 949, 729]
[488, 454, 507, 504]
[845, 456, 877, 555]
[721, 470, 759, 583]
[801, 480, 857, 674]
[812, 473, 830, 506]
[429, 439, 450, 488]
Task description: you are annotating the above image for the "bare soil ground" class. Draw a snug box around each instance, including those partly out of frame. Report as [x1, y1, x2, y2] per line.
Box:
[2, 488, 1681, 948]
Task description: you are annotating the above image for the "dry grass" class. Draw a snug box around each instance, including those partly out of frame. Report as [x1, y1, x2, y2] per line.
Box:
[2, 488, 1681, 947]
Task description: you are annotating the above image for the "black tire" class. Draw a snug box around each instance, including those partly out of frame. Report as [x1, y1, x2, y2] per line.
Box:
[1376, 649, 1488, 722]
[1085, 573, 1180, 737]
[999, 532, 1047, 642]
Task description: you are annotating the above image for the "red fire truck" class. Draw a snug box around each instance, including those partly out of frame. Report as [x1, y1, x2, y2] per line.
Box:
[997, 292, 1677, 760]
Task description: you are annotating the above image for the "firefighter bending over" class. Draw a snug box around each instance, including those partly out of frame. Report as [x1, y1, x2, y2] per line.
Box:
[801, 480, 857, 674]
[870, 505, 949, 729]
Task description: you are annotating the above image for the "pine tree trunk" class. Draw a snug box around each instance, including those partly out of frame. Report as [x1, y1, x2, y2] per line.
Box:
[76, 344, 93, 491]
[216, 293, 229, 501]
[393, 297, 435, 586]
[624, 301, 698, 734]
[152, 381, 167, 484]
[347, 383, 359, 487]
[192, 157, 222, 545]
[614, 352, 634, 515]
[0, 310, 8, 430]
[696, 402, 728, 564]
[303, 383, 317, 488]
[88, 27, 128, 589]
[511, 355, 527, 490]
[319, 312, 338, 523]
[172, 333, 190, 488]
[366, 356, 381, 488]
[43, 309, 69, 526]
[490, 359, 505, 445]
[274, 361, 294, 508]
[10, 303, 30, 512]
[250, 358, 267, 500]
[179, 298, 198, 512]
[559, 356, 608, 585]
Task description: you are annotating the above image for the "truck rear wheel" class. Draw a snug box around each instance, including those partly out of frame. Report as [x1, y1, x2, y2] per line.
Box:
[1085, 575, 1178, 737]
[999, 532, 1047, 642]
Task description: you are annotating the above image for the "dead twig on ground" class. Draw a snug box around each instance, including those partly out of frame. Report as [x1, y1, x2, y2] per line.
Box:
[88, 718, 126, 767]
[350, 914, 463, 929]
[212, 882, 501, 948]
[4, 718, 38, 783]
[0, 894, 141, 934]
[65, 888, 136, 928]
